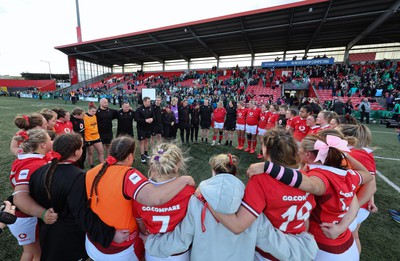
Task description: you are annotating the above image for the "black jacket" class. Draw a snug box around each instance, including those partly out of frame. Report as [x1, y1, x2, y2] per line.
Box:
[200, 105, 213, 124]
[178, 105, 190, 127]
[29, 164, 115, 260]
[190, 108, 200, 126]
[117, 109, 135, 136]
[135, 105, 154, 131]
[96, 108, 117, 135]
[225, 106, 237, 123]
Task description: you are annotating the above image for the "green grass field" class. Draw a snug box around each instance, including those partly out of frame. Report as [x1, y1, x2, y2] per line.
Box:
[0, 96, 399, 260]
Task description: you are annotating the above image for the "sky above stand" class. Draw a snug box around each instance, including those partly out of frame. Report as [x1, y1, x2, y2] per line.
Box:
[0, 0, 300, 76]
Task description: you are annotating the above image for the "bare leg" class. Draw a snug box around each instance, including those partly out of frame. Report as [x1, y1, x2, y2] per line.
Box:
[87, 145, 94, 166]
[21, 242, 41, 261]
[94, 142, 105, 163]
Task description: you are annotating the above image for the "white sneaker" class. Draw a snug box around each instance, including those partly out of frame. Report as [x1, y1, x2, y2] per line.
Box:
[217, 142, 221, 146]
[211, 141, 216, 146]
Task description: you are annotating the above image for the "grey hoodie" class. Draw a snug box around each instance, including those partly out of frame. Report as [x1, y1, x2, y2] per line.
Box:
[145, 174, 318, 261]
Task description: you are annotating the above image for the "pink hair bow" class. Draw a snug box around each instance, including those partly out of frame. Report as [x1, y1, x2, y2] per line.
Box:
[314, 135, 350, 164]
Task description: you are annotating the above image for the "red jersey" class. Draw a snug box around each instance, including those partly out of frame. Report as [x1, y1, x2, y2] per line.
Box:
[236, 108, 248, 125]
[319, 124, 331, 131]
[246, 108, 261, 126]
[10, 154, 47, 217]
[288, 116, 309, 142]
[123, 169, 150, 200]
[133, 185, 195, 234]
[54, 120, 73, 135]
[307, 165, 362, 252]
[242, 173, 315, 234]
[285, 118, 293, 131]
[213, 107, 226, 123]
[266, 113, 279, 130]
[307, 126, 320, 136]
[349, 147, 376, 209]
[257, 111, 270, 129]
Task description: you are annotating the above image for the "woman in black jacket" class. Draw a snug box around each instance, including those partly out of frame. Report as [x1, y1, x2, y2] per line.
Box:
[162, 105, 176, 142]
[190, 103, 201, 143]
[178, 100, 191, 145]
[223, 100, 237, 146]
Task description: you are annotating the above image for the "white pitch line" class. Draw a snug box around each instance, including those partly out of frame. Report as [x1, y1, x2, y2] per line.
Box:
[374, 156, 400, 161]
[0, 106, 12, 109]
[371, 131, 396, 135]
[376, 171, 400, 194]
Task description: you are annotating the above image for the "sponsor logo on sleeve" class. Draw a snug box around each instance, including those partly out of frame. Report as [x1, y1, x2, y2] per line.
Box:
[129, 173, 142, 185]
[18, 169, 29, 180]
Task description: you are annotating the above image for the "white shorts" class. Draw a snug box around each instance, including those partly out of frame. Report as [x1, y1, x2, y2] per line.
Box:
[257, 128, 266, 136]
[236, 124, 245, 131]
[213, 122, 224, 129]
[8, 217, 38, 246]
[245, 124, 258, 135]
[314, 240, 359, 261]
[356, 208, 370, 224]
[85, 235, 138, 261]
[349, 218, 358, 232]
[145, 250, 190, 261]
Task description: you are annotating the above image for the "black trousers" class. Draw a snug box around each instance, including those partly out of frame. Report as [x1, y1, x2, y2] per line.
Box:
[172, 123, 178, 139]
[360, 112, 370, 124]
[180, 125, 190, 143]
[191, 125, 199, 141]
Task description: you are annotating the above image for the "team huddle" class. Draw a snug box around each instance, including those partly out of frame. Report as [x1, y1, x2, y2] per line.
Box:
[5, 96, 377, 261]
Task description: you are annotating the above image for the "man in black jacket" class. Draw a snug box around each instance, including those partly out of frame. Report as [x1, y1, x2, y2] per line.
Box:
[199, 99, 213, 143]
[135, 97, 154, 163]
[116, 102, 135, 137]
[96, 98, 118, 156]
[178, 99, 190, 145]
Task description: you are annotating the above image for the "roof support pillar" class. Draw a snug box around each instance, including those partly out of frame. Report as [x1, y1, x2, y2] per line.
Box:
[283, 51, 287, 61]
[344, 48, 350, 64]
[251, 54, 254, 67]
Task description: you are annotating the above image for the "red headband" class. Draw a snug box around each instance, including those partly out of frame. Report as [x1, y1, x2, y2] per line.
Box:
[17, 131, 29, 141]
[106, 156, 117, 165]
[45, 151, 62, 161]
[22, 115, 30, 126]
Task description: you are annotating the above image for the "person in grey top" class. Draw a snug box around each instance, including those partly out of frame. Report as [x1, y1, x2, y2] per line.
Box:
[359, 98, 371, 124]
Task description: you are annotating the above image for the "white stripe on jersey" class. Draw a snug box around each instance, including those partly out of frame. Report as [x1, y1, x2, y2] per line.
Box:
[241, 201, 259, 218]
[307, 164, 347, 176]
[133, 181, 150, 200]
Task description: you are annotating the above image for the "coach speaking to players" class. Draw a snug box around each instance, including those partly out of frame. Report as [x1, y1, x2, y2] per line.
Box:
[96, 98, 117, 156]
[135, 97, 154, 163]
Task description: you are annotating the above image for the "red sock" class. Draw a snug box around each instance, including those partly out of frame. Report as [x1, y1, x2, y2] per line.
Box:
[219, 135, 223, 142]
[213, 135, 217, 141]
[247, 140, 252, 148]
[238, 137, 241, 145]
[241, 137, 245, 146]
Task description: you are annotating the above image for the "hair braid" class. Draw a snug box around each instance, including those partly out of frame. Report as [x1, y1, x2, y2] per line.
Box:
[89, 162, 109, 204]
[44, 133, 82, 200]
[44, 158, 59, 199]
